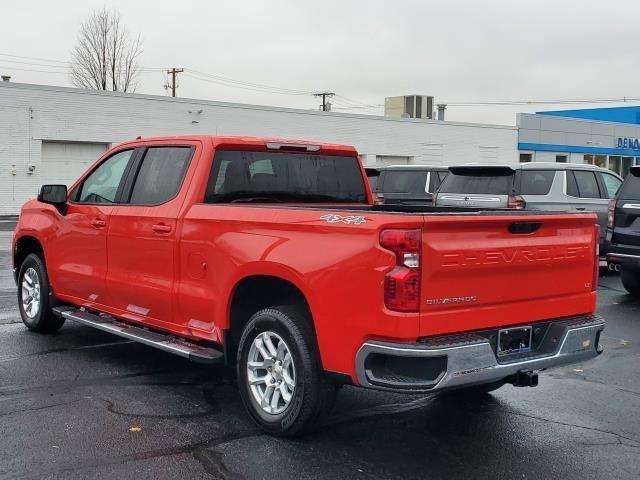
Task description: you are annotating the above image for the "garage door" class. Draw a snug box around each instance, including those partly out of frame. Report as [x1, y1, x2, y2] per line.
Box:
[41, 142, 109, 186]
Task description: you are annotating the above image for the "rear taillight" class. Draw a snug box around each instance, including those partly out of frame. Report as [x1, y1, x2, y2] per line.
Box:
[508, 194, 526, 209]
[592, 224, 600, 292]
[607, 199, 615, 229]
[380, 229, 421, 312]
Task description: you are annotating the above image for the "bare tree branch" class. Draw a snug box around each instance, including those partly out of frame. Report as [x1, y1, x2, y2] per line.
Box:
[70, 7, 143, 92]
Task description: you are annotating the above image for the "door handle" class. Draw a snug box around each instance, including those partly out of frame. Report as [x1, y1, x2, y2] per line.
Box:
[152, 223, 172, 234]
[508, 221, 542, 234]
[90, 218, 106, 228]
[575, 207, 586, 211]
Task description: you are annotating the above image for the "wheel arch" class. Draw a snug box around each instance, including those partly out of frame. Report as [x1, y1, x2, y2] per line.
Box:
[14, 235, 45, 270]
[226, 274, 319, 366]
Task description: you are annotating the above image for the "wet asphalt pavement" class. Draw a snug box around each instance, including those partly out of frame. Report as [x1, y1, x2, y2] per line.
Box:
[0, 222, 639, 479]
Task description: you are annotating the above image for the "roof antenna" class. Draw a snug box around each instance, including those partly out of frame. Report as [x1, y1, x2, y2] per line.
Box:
[136, 136, 142, 139]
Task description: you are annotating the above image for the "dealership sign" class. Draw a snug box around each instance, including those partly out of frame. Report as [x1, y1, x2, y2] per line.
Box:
[616, 137, 640, 149]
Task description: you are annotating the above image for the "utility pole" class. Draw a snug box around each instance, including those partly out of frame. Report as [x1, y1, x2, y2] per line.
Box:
[313, 92, 335, 111]
[166, 68, 184, 97]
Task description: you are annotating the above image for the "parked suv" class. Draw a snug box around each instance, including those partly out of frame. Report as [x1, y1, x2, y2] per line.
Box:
[374, 165, 449, 205]
[434, 163, 623, 250]
[606, 166, 640, 296]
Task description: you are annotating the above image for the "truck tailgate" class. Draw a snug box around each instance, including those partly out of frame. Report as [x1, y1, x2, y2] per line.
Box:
[420, 213, 598, 337]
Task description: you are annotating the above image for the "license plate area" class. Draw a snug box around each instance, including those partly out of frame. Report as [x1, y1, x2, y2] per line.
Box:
[497, 326, 532, 357]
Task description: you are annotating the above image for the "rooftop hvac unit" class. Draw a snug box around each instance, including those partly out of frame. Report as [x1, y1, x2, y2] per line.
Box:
[384, 95, 434, 119]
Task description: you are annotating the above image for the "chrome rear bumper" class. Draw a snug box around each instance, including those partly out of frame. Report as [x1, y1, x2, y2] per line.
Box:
[355, 314, 605, 393]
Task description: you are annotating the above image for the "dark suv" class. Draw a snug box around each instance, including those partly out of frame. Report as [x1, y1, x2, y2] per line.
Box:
[606, 166, 640, 296]
[373, 165, 449, 205]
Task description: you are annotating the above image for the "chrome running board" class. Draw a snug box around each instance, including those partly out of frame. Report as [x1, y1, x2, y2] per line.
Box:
[52, 306, 223, 364]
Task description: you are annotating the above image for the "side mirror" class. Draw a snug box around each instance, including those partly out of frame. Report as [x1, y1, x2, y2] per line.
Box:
[38, 184, 67, 206]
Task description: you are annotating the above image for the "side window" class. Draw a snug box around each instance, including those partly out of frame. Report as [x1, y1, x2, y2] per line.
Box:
[520, 170, 555, 195]
[600, 173, 623, 199]
[566, 171, 579, 197]
[129, 147, 192, 205]
[76, 150, 133, 203]
[428, 172, 440, 193]
[572, 171, 601, 199]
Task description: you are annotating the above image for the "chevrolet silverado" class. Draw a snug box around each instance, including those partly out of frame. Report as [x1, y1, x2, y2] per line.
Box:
[13, 136, 605, 435]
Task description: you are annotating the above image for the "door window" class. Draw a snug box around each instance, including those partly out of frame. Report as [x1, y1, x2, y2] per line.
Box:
[570, 171, 601, 199]
[520, 170, 555, 195]
[76, 149, 133, 203]
[621, 157, 634, 177]
[129, 147, 192, 205]
[428, 171, 442, 193]
[609, 156, 621, 175]
[600, 173, 623, 199]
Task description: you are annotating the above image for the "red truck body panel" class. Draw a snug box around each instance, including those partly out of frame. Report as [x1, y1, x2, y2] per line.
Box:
[419, 214, 598, 336]
[13, 135, 599, 384]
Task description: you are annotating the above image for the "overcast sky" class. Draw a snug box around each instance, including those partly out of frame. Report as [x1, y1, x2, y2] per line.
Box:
[3, 0, 640, 125]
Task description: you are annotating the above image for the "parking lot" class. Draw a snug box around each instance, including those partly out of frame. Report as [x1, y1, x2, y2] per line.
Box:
[0, 223, 638, 480]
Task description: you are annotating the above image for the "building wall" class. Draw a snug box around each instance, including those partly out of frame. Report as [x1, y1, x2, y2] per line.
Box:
[517, 113, 640, 176]
[518, 112, 640, 155]
[0, 82, 517, 215]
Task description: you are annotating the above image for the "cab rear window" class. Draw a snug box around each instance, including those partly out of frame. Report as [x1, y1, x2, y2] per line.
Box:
[204, 151, 367, 203]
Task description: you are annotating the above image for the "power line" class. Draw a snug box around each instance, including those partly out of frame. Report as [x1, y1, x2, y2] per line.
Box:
[0, 65, 69, 75]
[7, 51, 640, 110]
[183, 71, 312, 96]
[186, 69, 312, 95]
[441, 96, 640, 107]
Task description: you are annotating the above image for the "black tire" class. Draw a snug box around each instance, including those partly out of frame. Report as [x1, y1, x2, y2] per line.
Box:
[236, 305, 336, 436]
[17, 253, 65, 333]
[621, 269, 640, 297]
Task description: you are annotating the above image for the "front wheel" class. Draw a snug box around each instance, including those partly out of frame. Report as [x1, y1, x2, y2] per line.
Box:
[17, 253, 65, 333]
[236, 306, 336, 436]
[621, 269, 640, 297]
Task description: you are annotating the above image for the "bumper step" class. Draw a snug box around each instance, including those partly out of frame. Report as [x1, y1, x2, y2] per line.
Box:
[356, 314, 605, 392]
[52, 306, 223, 364]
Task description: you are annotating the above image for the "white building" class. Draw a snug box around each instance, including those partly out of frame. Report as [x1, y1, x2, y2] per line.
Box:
[0, 81, 517, 215]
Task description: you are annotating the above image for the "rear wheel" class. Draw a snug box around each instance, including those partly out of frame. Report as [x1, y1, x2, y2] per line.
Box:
[621, 269, 640, 297]
[17, 254, 65, 333]
[236, 306, 336, 436]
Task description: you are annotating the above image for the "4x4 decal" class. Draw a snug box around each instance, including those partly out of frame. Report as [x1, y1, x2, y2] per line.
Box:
[320, 214, 367, 225]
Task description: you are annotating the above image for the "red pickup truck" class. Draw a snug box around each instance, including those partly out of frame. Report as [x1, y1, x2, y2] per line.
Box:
[13, 136, 605, 436]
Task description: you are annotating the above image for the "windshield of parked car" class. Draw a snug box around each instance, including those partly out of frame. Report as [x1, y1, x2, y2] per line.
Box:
[205, 150, 368, 203]
[438, 171, 514, 195]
